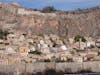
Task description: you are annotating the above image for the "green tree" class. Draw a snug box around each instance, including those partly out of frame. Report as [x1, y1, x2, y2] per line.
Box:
[74, 35, 86, 42]
[41, 6, 56, 13]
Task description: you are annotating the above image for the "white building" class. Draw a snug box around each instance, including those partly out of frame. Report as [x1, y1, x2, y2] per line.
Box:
[30, 46, 36, 51]
[86, 41, 95, 47]
[17, 8, 42, 15]
[60, 45, 68, 51]
[18, 8, 32, 15]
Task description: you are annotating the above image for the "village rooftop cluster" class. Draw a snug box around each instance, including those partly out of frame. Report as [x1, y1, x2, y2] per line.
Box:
[0, 30, 100, 64]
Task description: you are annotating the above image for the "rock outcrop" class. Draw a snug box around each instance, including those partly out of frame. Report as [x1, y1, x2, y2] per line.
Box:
[0, 2, 100, 38]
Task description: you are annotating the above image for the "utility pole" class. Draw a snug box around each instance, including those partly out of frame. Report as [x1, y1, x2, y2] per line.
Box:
[79, 38, 81, 50]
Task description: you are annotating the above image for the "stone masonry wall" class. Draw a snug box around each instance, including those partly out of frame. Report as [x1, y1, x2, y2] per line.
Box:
[0, 61, 100, 74]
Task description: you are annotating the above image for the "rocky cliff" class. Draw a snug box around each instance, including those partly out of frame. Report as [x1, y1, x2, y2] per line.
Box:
[0, 2, 100, 38]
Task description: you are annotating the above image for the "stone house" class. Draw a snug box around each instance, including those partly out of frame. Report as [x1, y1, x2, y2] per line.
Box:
[73, 37, 96, 50]
[60, 51, 72, 58]
[83, 51, 98, 61]
[78, 51, 98, 61]
[96, 39, 100, 48]
[27, 38, 33, 44]
[30, 46, 36, 52]
[44, 39, 53, 47]
[73, 42, 86, 50]
[85, 54, 95, 61]
[60, 45, 68, 51]
[38, 40, 51, 54]
[0, 39, 4, 44]
[59, 53, 70, 61]
[93, 56, 100, 61]
[72, 56, 83, 62]
[44, 53, 55, 60]
[50, 47, 58, 53]
[85, 37, 95, 48]
[18, 46, 30, 56]
[7, 33, 16, 41]
[87, 51, 98, 56]
[0, 44, 6, 51]
[60, 56, 67, 61]
[28, 54, 44, 61]
[39, 40, 45, 45]
[7, 54, 21, 64]
[6, 46, 16, 54]
[86, 41, 95, 48]
[69, 38, 74, 44]
[7, 33, 26, 46]
[18, 35, 25, 42]
[78, 52, 87, 57]
[17, 8, 41, 15]
[41, 47, 50, 54]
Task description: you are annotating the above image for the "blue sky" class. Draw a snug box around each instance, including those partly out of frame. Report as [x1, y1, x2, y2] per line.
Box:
[0, 0, 100, 10]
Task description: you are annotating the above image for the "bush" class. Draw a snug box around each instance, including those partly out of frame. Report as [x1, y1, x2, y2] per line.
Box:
[55, 58, 66, 62]
[41, 6, 56, 13]
[28, 51, 42, 55]
[0, 29, 9, 39]
[44, 59, 51, 62]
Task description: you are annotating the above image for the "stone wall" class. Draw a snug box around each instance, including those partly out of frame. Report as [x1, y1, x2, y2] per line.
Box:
[0, 61, 100, 74]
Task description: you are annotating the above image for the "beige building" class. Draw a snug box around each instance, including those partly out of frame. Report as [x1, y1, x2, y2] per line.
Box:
[19, 46, 30, 55]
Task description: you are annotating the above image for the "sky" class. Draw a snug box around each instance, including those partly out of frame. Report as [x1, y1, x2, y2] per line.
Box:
[0, 0, 100, 10]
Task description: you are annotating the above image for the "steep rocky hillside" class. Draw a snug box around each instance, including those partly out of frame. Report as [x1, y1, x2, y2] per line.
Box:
[0, 2, 100, 38]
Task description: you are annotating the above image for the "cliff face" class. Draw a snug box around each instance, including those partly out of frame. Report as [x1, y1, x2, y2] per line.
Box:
[0, 2, 100, 38]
